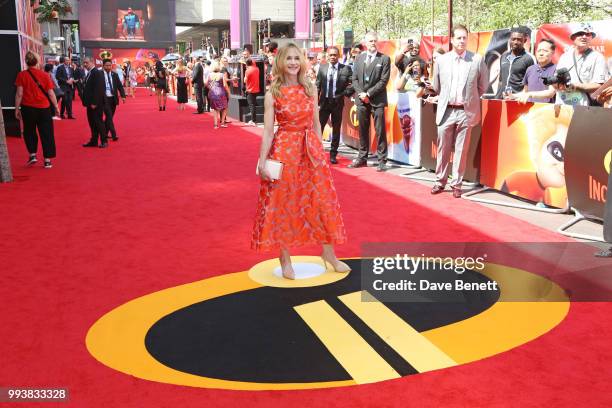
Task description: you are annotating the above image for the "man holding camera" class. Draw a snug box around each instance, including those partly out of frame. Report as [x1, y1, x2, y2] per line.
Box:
[554, 23, 606, 106]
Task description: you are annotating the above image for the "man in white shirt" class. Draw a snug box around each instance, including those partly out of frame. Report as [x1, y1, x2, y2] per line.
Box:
[554, 23, 606, 106]
[431, 24, 488, 198]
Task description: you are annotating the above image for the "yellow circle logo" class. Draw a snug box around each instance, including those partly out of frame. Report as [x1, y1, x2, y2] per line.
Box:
[349, 105, 359, 127]
[99, 50, 113, 60]
[86, 258, 568, 390]
[605, 150, 611, 174]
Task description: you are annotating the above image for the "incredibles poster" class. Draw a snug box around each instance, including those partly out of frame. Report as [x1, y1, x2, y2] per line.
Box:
[389, 91, 421, 166]
[564, 106, 612, 219]
[90, 48, 165, 84]
[480, 100, 572, 208]
[340, 40, 425, 165]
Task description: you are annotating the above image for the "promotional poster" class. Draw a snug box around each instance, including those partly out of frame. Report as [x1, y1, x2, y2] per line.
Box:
[90, 48, 165, 84]
[481, 101, 572, 208]
[564, 106, 611, 219]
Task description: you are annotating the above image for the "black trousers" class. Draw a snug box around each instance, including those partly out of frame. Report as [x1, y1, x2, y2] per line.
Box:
[103, 97, 117, 139]
[246, 92, 257, 122]
[202, 86, 210, 111]
[194, 83, 204, 112]
[356, 103, 387, 162]
[604, 157, 612, 243]
[21, 105, 56, 158]
[87, 104, 107, 144]
[75, 82, 83, 101]
[319, 97, 344, 157]
[60, 86, 73, 116]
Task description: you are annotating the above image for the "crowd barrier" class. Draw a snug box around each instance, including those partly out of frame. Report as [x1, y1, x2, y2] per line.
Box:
[334, 94, 611, 226]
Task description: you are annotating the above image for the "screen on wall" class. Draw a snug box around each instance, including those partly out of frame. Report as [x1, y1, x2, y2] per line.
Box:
[80, 0, 175, 48]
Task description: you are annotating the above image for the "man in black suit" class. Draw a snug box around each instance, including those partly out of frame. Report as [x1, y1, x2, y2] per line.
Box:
[73, 63, 85, 101]
[81, 57, 107, 148]
[55, 56, 75, 119]
[349, 31, 391, 171]
[316, 46, 353, 164]
[191, 57, 205, 114]
[101, 59, 126, 142]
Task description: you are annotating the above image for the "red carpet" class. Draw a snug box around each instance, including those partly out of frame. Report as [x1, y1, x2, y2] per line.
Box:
[1, 90, 611, 406]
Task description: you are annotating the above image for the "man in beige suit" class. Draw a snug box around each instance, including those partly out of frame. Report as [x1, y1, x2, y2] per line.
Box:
[431, 24, 488, 198]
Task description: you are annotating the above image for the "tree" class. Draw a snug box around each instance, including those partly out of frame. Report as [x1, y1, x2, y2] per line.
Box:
[338, 0, 611, 41]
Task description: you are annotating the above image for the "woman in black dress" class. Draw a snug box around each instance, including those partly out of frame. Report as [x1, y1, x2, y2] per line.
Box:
[173, 60, 189, 110]
[154, 60, 168, 111]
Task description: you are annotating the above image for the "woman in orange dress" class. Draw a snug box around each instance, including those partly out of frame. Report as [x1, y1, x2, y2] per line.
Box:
[252, 43, 349, 280]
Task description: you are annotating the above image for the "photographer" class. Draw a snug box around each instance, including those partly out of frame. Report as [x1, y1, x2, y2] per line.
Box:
[395, 58, 434, 99]
[553, 23, 606, 106]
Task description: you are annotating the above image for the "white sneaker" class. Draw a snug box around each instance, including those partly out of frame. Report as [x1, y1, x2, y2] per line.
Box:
[247, 120, 256, 126]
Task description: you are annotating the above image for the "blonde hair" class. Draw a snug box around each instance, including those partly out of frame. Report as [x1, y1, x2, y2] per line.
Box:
[269, 43, 314, 99]
[210, 61, 221, 73]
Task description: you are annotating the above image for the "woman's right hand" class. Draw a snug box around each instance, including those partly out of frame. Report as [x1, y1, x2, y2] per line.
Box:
[258, 163, 273, 182]
[15, 109, 21, 120]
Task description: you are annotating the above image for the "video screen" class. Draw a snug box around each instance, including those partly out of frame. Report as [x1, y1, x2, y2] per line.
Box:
[80, 0, 175, 46]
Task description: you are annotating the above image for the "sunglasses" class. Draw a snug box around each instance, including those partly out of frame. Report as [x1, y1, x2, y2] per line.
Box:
[573, 32, 592, 38]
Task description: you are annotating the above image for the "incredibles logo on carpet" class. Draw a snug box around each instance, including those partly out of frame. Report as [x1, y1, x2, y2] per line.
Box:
[86, 257, 569, 390]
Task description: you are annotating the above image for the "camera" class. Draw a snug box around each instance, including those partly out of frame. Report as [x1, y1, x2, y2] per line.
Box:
[542, 68, 571, 86]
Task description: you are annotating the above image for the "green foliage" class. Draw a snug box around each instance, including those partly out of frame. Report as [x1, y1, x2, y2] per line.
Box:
[338, 0, 611, 41]
[31, 0, 73, 23]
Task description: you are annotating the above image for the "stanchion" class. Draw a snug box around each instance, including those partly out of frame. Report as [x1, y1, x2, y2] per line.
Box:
[0, 102, 14, 183]
[462, 187, 570, 214]
[557, 208, 605, 242]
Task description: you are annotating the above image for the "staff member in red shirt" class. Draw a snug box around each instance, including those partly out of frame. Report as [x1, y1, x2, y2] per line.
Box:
[14, 51, 59, 169]
[244, 58, 260, 125]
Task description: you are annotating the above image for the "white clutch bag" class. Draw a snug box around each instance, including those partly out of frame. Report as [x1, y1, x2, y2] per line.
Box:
[256, 159, 284, 180]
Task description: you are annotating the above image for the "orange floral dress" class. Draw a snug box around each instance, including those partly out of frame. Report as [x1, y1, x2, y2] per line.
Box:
[252, 85, 347, 251]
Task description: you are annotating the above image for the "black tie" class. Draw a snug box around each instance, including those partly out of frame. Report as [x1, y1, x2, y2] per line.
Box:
[327, 65, 335, 98]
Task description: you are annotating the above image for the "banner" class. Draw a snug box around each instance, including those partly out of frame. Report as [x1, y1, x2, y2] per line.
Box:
[230, 0, 251, 49]
[419, 29, 530, 97]
[294, 0, 310, 40]
[564, 106, 612, 219]
[90, 48, 165, 84]
[536, 20, 612, 63]
[389, 91, 421, 166]
[340, 40, 423, 164]
[480, 100, 572, 208]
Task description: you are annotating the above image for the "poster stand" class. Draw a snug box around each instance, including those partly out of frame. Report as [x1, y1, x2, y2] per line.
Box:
[462, 187, 570, 214]
[557, 208, 605, 242]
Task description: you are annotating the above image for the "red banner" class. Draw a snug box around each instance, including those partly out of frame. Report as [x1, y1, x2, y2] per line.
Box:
[536, 20, 612, 63]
